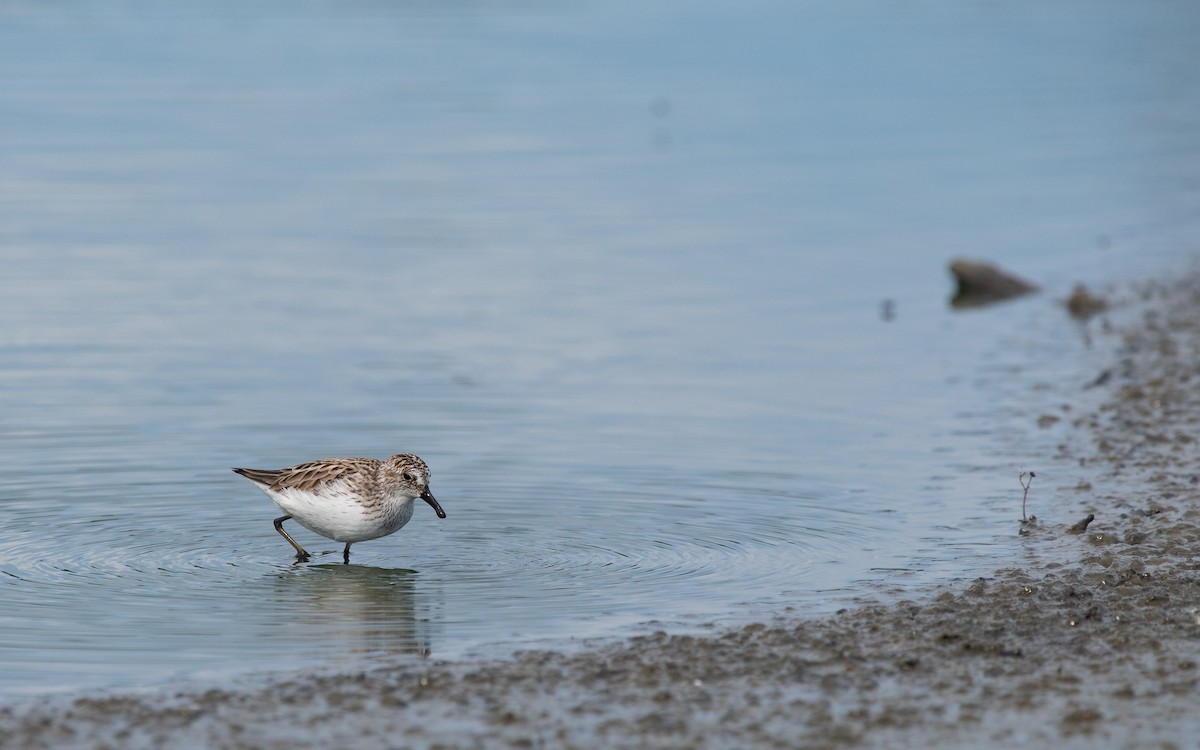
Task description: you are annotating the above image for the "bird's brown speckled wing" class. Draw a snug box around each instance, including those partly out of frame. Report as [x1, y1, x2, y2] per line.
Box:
[234, 458, 380, 492]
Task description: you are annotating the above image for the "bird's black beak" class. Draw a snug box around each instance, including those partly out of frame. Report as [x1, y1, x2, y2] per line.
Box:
[422, 487, 446, 518]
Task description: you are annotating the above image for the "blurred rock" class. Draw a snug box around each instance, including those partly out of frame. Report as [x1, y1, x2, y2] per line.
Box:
[1066, 283, 1109, 319]
[949, 258, 1039, 308]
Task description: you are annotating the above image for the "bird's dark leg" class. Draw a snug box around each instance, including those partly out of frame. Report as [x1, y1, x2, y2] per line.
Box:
[274, 515, 310, 562]
[342, 543, 352, 565]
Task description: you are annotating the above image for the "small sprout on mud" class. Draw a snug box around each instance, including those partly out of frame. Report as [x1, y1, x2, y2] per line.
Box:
[1019, 470, 1036, 521]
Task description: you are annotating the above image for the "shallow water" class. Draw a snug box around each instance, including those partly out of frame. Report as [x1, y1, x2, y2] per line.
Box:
[0, 0, 1197, 695]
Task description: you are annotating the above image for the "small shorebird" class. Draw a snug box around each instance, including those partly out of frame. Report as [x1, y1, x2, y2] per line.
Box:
[233, 453, 446, 564]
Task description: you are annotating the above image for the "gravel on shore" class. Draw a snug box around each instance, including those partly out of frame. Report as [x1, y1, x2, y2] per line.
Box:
[3, 271, 1199, 750]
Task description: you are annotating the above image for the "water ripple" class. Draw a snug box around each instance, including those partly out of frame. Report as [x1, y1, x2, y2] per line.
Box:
[0, 467, 882, 694]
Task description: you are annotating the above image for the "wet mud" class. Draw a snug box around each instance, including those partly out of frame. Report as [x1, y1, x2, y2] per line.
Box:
[4, 271, 1200, 749]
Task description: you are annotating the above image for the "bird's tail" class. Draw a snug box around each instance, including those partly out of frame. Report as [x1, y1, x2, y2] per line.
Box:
[232, 467, 282, 486]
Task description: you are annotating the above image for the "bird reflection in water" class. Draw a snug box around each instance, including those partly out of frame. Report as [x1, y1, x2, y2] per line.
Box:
[270, 563, 434, 658]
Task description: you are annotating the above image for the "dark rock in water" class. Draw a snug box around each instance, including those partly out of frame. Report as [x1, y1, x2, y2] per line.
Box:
[1068, 513, 1096, 534]
[949, 258, 1039, 309]
[1066, 283, 1109, 319]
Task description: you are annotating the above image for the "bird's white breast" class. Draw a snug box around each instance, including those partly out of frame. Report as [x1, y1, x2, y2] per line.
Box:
[263, 480, 416, 543]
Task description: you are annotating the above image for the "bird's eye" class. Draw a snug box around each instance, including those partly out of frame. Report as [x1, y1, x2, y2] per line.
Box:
[402, 472, 415, 482]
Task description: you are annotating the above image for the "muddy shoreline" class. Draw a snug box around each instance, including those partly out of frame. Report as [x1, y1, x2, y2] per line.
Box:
[4, 272, 1200, 749]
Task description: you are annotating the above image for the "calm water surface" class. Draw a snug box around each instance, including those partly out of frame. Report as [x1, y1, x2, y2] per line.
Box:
[0, 0, 1197, 695]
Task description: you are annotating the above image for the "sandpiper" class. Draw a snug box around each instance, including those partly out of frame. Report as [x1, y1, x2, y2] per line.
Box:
[233, 453, 446, 564]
